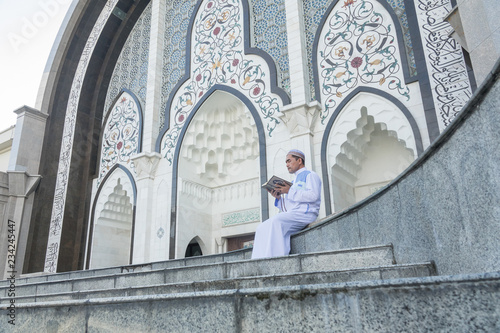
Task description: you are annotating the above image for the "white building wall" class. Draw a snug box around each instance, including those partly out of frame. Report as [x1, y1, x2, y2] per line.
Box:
[0, 126, 14, 173]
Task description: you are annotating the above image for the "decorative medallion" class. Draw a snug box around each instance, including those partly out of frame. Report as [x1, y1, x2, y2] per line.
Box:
[157, 227, 165, 239]
[318, 0, 410, 123]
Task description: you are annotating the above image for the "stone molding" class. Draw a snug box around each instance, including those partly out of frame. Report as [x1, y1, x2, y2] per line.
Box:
[7, 171, 42, 198]
[130, 152, 162, 181]
[280, 101, 321, 137]
[13, 105, 49, 121]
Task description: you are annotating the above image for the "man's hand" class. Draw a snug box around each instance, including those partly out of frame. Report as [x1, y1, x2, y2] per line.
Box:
[274, 182, 291, 194]
[267, 188, 281, 199]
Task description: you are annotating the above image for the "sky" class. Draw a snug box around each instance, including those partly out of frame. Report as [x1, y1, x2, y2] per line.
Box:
[0, 0, 73, 131]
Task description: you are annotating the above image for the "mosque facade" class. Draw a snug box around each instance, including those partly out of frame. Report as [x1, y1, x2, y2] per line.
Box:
[1, 0, 481, 276]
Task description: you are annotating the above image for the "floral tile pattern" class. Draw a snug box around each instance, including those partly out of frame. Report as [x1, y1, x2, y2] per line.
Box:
[304, 0, 416, 102]
[98, 91, 142, 186]
[160, 0, 198, 129]
[251, 0, 290, 95]
[318, 0, 410, 123]
[104, 3, 151, 119]
[161, 0, 282, 164]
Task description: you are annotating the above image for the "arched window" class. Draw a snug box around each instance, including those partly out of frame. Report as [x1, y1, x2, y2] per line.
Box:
[325, 92, 418, 212]
[88, 167, 136, 269]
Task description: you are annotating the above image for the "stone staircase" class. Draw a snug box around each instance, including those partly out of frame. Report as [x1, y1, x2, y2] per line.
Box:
[0, 244, 432, 304]
[1, 244, 499, 332]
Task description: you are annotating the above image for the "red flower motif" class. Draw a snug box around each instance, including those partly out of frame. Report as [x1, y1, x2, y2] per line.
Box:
[199, 91, 203, 97]
[253, 87, 261, 95]
[351, 57, 363, 68]
[232, 59, 239, 66]
[196, 74, 202, 81]
[214, 27, 221, 35]
[117, 142, 123, 150]
[207, 2, 213, 8]
[231, 79, 236, 84]
[179, 114, 185, 122]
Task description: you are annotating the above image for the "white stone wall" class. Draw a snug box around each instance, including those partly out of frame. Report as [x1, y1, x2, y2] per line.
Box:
[0, 126, 14, 173]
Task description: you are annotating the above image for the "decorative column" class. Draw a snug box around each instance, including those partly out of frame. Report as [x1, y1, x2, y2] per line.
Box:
[127, 0, 168, 264]
[285, 0, 311, 104]
[130, 152, 161, 263]
[282, 0, 321, 170]
[143, 0, 166, 151]
[279, 102, 321, 167]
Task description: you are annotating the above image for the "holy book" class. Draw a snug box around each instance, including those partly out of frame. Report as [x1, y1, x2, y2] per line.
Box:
[262, 175, 293, 191]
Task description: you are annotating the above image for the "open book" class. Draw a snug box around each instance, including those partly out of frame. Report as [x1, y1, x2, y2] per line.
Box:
[262, 175, 293, 192]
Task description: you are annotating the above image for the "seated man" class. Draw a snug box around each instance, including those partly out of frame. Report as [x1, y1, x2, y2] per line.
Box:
[251, 149, 321, 259]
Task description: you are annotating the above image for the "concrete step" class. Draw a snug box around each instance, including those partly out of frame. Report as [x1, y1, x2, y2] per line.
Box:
[0, 244, 396, 299]
[6, 262, 436, 304]
[1, 272, 498, 332]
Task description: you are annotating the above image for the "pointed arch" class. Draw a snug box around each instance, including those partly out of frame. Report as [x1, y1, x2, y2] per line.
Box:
[183, 236, 207, 258]
[169, 84, 268, 259]
[321, 87, 423, 215]
[85, 164, 137, 269]
[156, 0, 290, 164]
[97, 89, 143, 186]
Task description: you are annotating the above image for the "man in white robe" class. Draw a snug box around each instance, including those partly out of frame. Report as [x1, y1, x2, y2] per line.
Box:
[251, 149, 322, 259]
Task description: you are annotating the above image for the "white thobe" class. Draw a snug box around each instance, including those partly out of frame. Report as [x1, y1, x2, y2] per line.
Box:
[251, 167, 321, 259]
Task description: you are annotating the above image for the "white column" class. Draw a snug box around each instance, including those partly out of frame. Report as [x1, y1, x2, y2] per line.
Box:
[130, 0, 167, 263]
[285, 0, 311, 104]
[131, 152, 161, 263]
[282, 0, 326, 217]
[282, 0, 321, 170]
[142, 0, 166, 152]
[8, 106, 48, 173]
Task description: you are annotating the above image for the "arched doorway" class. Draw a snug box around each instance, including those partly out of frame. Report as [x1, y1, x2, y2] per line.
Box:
[185, 237, 204, 258]
[176, 91, 262, 258]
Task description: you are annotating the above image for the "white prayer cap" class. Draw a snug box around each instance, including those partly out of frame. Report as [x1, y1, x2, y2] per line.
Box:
[288, 149, 305, 161]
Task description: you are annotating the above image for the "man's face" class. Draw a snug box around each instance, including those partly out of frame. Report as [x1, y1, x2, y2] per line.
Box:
[286, 154, 302, 174]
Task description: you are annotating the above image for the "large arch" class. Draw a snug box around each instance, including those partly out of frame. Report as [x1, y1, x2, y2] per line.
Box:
[170, 85, 268, 259]
[28, 0, 151, 274]
[321, 88, 423, 215]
